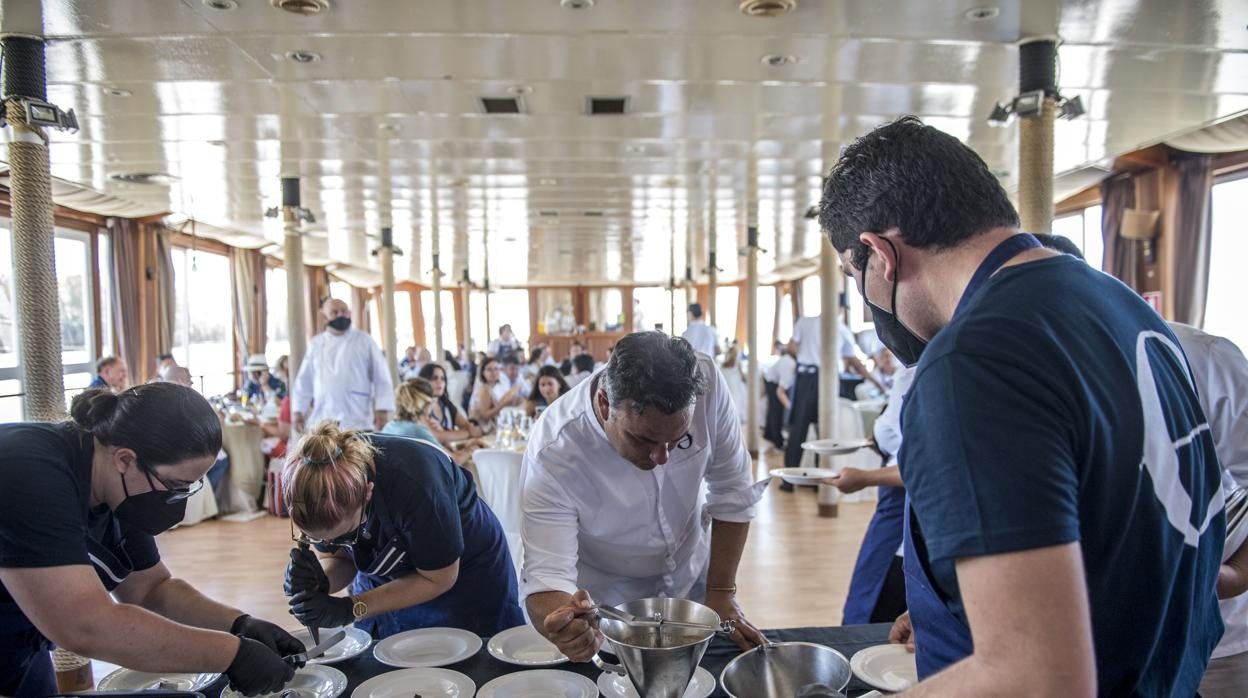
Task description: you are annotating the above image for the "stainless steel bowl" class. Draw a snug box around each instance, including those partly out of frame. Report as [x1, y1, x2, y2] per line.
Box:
[720, 642, 852, 698]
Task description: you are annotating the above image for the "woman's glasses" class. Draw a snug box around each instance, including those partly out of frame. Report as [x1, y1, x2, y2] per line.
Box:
[290, 506, 369, 548]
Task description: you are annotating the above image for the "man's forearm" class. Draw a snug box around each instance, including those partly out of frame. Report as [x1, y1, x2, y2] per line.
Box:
[707, 520, 750, 589]
[897, 651, 1090, 697]
[526, 590, 573, 637]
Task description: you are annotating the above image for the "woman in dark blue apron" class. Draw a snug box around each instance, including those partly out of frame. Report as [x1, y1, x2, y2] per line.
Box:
[283, 423, 524, 639]
[0, 384, 301, 697]
[834, 367, 913, 625]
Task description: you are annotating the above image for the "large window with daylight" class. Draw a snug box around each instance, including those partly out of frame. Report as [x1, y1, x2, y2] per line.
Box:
[171, 247, 235, 396]
[632, 287, 670, 333]
[419, 290, 456, 354]
[265, 266, 289, 365]
[1050, 205, 1104, 270]
[801, 275, 822, 318]
[715, 286, 739, 342]
[1204, 175, 1248, 352]
[490, 290, 531, 350]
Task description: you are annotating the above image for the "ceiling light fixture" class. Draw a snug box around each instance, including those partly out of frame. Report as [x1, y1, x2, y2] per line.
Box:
[739, 0, 796, 17]
[103, 87, 132, 97]
[987, 90, 1084, 126]
[110, 172, 179, 186]
[560, 0, 594, 9]
[508, 85, 533, 96]
[203, 0, 238, 9]
[539, 178, 558, 186]
[760, 54, 797, 67]
[284, 50, 322, 63]
[378, 122, 400, 132]
[964, 7, 1000, 21]
[271, 0, 329, 16]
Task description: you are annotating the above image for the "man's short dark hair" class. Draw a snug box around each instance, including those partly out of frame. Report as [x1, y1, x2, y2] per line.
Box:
[688, 303, 703, 319]
[572, 353, 595, 373]
[600, 332, 707, 414]
[97, 356, 120, 373]
[500, 353, 519, 366]
[157, 353, 174, 362]
[1032, 232, 1085, 260]
[820, 115, 1020, 270]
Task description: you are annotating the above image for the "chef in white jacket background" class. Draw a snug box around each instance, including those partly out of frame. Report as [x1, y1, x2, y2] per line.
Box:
[293, 298, 396, 433]
[519, 331, 767, 662]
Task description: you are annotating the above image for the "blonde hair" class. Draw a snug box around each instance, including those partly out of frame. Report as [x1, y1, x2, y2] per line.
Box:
[282, 421, 376, 532]
[394, 378, 435, 422]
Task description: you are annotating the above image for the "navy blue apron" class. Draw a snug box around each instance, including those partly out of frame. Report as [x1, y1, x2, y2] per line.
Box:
[349, 497, 525, 639]
[842, 484, 906, 624]
[901, 233, 1041, 677]
[0, 602, 56, 697]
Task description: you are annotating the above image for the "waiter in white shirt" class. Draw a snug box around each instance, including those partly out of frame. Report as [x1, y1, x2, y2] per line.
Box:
[292, 298, 396, 433]
[520, 332, 767, 661]
[681, 303, 720, 357]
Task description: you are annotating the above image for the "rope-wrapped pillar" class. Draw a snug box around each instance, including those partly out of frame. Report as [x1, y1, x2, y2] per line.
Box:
[3, 7, 63, 422]
[282, 177, 308, 388]
[816, 236, 842, 518]
[706, 169, 718, 328]
[378, 227, 399, 386]
[744, 227, 760, 457]
[430, 175, 445, 361]
[1017, 37, 1058, 234]
[460, 270, 473, 356]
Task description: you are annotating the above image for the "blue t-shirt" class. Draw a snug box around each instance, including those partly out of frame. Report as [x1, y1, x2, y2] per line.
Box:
[381, 419, 439, 444]
[900, 255, 1223, 695]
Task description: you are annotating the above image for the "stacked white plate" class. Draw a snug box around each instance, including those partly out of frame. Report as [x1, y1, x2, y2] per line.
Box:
[372, 627, 482, 668]
[96, 669, 219, 692]
[351, 668, 475, 698]
[850, 644, 918, 693]
[486, 624, 568, 666]
[477, 669, 598, 697]
[291, 626, 372, 664]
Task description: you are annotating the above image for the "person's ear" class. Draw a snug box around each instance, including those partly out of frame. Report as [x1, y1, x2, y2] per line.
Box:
[364, 481, 375, 505]
[858, 230, 901, 282]
[112, 447, 139, 474]
[595, 389, 610, 421]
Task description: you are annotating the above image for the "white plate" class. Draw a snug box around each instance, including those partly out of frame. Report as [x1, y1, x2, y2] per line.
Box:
[97, 669, 219, 692]
[596, 666, 716, 698]
[858, 692, 886, 698]
[221, 664, 347, 698]
[291, 626, 373, 664]
[373, 627, 482, 668]
[478, 669, 598, 698]
[350, 668, 475, 698]
[487, 624, 569, 666]
[850, 644, 918, 693]
[801, 438, 872, 455]
[770, 467, 840, 486]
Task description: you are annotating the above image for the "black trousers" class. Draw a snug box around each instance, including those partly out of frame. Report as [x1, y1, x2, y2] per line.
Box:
[784, 369, 820, 468]
[840, 376, 864, 401]
[870, 556, 909, 624]
[763, 379, 786, 449]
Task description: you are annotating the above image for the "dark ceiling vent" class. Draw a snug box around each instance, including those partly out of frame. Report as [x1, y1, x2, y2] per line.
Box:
[582, 210, 605, 217]
[480, 96, 522, 114]
[538, 210, 559, 217]
[586, 96, 629, 115]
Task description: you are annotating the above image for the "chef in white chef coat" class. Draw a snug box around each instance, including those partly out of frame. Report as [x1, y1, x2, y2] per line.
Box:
[293, 298, 396, 433]
[520, 331, 767, 661]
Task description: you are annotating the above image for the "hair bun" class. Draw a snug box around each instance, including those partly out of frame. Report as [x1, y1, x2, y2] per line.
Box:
[69, 389, 121, 436]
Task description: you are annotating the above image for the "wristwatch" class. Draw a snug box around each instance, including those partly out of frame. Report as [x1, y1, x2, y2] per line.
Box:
[351, 595, 367, 621]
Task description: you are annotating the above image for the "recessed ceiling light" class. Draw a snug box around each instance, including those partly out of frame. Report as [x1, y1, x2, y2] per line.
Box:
[203, 0, 238, 9]
[538, 178, 558, 186]
[625, 144, 646, 154]
[378, 122, 400, 132]
[508, 85, 533, 96]
[503, 236, 517, 242]
[739, 0, 796, 17]
[760, 54, 798, 67]
[560, 0, 594, 9]
[103, 87, 132, 97]
[207, 140, 226, 147]
[284, 50, 322, 63]
[964, 7, 1000, 21]
[272, 0, 329, 16]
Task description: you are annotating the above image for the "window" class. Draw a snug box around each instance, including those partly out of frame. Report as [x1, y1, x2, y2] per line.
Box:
[632, 287, 670, 333]
[587, 288, 624, 332]
[469, 290, 489, 355]
[490, 289, 530, 349]
[170, 247, 235, 396]
[265, 266, 289, 365]
[0, 224, 105, 419]
[1050, 205, 1104, 270]
[535, 288, 576, 335]
[394, 291, 414, 348]
[777, 291, 795, 343]
[715, 286, 739, 341]
[801, 275, 822, 317]
[329, 280, 352, 305]
[97, 232, 114, 357]
[755, 285, 777, 351]
[1205, 175, 1248, 352]
[419, 290, 457, 353]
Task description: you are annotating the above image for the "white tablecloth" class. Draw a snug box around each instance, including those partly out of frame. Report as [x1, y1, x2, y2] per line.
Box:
[221, 421, 265, 514]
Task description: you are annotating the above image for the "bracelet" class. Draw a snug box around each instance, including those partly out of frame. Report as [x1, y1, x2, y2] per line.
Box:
[706, 584, 737, 594]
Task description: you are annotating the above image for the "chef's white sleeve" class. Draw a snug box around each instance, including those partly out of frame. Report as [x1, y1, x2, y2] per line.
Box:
[519, 453, 581, 600]
[703, 362, 758, 523]
[370, 339, 397, 412]
[292, 341, 317, 415]
[1204, 334, 1248, 486]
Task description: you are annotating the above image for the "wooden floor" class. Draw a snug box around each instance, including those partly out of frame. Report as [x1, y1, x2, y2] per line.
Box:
[154, 446, 874, 632]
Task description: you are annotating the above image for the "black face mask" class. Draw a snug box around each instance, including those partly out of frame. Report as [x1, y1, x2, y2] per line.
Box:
[327, 316, 352, 332]
[861, 239, 928, 367]
[115, 471, 188, 536]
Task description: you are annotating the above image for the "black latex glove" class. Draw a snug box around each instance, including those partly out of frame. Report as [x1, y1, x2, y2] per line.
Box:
[231, 613, 305, 662]
[225, 637, 296, 697]
[284, 547, 330, 597]
[289, 590, 354, 629]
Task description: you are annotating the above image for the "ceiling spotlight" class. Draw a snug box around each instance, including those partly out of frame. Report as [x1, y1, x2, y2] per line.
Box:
[203, 0, 238, 9]
[1012, 89, 1044, 118]
[378, 122, 400, 132]
[508, 85, 533, 96]
[739, 0, 796, 17]
[1059, 94, 1085, 120]
[964, 6, 1000, 21]
[284, 50, 322, 63]
[760, 54, 797, 67]
[560, 0, 594, 8]
[272, 0, 329, 16]
[987, 101, 1012, 126]
[624, 144, 646, 154]
[103, 87, 132, 97]
[539, 178, 558, 186]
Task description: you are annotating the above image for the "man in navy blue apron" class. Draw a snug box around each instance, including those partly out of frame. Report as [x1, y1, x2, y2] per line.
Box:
[819, 116, 1223, 695]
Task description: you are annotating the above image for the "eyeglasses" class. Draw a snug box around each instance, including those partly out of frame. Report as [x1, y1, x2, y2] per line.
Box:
[139, 468, 205, 503]
[290, 505, 369, 549]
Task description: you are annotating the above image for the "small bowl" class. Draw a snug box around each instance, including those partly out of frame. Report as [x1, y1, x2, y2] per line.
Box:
[720, 642, 851, 698]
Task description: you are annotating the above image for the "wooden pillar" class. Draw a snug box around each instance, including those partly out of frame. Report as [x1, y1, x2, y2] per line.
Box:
[816, 238, 842, 518]
[528, 288, 539, 345]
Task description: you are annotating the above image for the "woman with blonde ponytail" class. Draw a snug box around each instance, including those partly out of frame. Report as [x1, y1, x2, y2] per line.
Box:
[282, 421, 523, 638]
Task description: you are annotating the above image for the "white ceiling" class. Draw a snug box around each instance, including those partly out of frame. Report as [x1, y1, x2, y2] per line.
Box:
[12, 0, 1248, 286]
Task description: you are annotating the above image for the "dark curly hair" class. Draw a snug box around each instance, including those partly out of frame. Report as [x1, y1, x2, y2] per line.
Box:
[600, 332, 707, 414]
[820, 115, 1019, 270]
